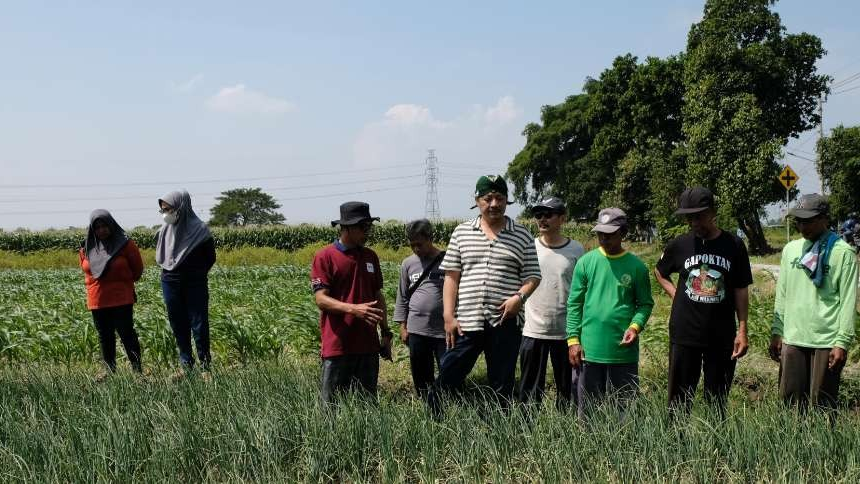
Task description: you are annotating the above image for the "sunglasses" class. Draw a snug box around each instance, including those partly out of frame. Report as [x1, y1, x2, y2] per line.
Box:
[533, 212, 558, 220]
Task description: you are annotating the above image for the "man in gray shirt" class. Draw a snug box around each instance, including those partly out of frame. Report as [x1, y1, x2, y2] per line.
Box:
[519, 197, 584, 409]
[394, 219, 447, 396]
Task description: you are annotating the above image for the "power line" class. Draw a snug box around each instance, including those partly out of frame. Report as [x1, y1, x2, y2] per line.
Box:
[831, 56, 860, 77]
[0, 163, 425, 189]
[832, 84, 860, 96]
[831, 71, 860, 89]
[0, 184, 424, 216]
[787, 147, 816, 157]
[0, 174, 424, 204]
[786, 152, 816, 163]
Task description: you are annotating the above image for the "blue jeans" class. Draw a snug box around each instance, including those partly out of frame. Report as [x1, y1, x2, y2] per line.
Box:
[428, 318, 521, 414]
[161, 277, 211, 369]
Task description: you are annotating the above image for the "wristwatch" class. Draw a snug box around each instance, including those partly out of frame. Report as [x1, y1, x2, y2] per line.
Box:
[515, 291, 527, 302]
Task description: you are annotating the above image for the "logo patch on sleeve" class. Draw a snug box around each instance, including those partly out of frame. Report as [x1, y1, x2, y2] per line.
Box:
[366, 263, 375, 273]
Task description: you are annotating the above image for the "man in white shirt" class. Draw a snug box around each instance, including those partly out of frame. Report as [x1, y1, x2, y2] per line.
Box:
[519, 197, 584, 409]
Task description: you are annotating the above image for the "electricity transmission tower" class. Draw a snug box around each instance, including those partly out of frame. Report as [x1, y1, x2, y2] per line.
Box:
[424, 150, 441, 221]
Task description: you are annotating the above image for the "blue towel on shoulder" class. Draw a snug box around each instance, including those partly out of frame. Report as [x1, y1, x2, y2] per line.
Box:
[799, 231, 838, 288]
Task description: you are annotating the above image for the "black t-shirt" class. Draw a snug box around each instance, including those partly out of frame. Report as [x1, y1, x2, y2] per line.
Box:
[161, 238, 216, 282]
[656, 231, 753, 348]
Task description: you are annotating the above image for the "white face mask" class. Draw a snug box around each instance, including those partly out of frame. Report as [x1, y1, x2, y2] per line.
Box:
[162, 212, 179, 225]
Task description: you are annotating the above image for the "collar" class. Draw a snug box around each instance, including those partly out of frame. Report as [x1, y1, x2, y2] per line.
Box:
[334, 239, 351, 252]
[470, 215, 513, 232]
[598, 247, 627, 259]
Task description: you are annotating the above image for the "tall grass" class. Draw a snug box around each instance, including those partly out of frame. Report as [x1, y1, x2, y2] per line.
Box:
[1, 361, 860, 482]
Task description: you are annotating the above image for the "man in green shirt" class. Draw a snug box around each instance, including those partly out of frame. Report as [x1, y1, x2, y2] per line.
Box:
[567, 208, 654, 416]
[770, 194, 857, 411]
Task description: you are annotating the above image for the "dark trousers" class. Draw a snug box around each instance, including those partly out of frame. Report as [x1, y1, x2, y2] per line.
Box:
[428, 318, 521, 413]
[779, 343, 841, 411]
[91, 304, 141, 372]
[162, 278, 211, 369]
[518, 336, 572, 410]
[576, 362, 638, 416]
[320, 354, 380, 404]
[407, 333, 447, 395]
[668, 343, 736, 415]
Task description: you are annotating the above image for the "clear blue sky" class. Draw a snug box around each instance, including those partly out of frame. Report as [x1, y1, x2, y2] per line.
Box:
[1, 0, 858, 229]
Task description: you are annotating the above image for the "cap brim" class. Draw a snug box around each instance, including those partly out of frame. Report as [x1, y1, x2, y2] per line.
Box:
[787, 209, 820, 219]
[674, 206, 710, 215]
[332, 216, 380, 227]
[592, 224, 622, 234]
[470, 199, 514, 209]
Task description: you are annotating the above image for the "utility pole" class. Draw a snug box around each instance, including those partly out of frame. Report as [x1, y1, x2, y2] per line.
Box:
[818, 95, 825, 195]
[424, 149, 441, 221]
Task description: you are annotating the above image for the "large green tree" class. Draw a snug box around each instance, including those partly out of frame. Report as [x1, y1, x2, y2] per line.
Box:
[682, 0, 828, 254]
[818, 125, 860, 220]
[209, 188, 286, 227]
[507, 54, 684, 229]
[508, 0, 828, 254]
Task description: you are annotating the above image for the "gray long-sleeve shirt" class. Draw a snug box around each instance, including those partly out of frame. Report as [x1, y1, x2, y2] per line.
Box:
[394, 253, 445, 338]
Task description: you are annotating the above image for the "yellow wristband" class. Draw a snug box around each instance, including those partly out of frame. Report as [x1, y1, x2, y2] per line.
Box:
[628, 323, 642, 333]
[567, 337, 580, 346]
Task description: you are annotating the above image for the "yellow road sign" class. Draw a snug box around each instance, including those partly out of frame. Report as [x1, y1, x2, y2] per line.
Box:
[779, 165, 799, 190]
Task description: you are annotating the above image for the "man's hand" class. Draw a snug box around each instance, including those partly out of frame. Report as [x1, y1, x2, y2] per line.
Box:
[829, 347, 847, 371]
[444, 316, 463, 350]
[498, 294, 524, 322]
[619, 328, 638, 347]
[568, 344, 584, 369]
[732, 331, 749, 360]
[399, 324, 409, 345]
[380, 334, 393, 361]
[349, 301, 384, 325]
[768, 335, 782, 363]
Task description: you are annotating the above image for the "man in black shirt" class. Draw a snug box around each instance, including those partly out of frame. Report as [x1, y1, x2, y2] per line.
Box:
[654, 187, 753, 416]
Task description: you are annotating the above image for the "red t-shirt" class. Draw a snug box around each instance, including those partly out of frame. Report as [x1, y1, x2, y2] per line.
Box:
[311, 242, 383, 358]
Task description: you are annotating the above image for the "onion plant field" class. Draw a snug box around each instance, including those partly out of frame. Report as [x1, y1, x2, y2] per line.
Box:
[3, 244, 860, 482]
[4, 362, 860, 482]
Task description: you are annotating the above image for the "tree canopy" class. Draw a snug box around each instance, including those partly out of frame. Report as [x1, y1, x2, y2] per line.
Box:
[209, 188, 286, 227]
[818, 125, 860, 220]
[507, 0, 828, 254]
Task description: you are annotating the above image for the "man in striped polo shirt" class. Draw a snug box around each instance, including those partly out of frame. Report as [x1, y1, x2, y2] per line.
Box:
[427, 175, 541, 413]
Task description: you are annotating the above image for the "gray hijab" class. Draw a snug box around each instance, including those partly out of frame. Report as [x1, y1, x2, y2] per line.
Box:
[84, 209, 129, 279]
[155, 190, 212, 271]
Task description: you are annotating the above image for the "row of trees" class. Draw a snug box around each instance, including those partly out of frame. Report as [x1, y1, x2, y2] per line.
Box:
[507, 0, 829, 254]
[819, 126, 860, 220]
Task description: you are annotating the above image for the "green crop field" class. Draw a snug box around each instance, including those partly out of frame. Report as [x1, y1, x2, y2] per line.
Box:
[3, 239, 860, 482]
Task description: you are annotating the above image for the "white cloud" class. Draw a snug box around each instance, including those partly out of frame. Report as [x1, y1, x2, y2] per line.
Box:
[382, 104, 447, 128]
[352, 96, 524, 169]
[483, 96, 520, 125]
[205, 84, 295, 114]
[171, 73, 204, 92]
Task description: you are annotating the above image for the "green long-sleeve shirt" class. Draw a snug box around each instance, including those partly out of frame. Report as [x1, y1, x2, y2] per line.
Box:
[773, 237, 858, 350]
[566, 248, 654, 364]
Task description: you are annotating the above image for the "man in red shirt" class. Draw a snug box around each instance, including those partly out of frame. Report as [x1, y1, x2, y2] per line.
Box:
[311, 201, 393, 404]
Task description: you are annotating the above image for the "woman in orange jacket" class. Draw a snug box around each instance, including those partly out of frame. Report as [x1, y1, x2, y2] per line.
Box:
[79, 209, 144, 378]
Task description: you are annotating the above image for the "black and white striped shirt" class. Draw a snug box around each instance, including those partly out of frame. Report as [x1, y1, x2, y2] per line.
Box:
[440, 216, 541, 331]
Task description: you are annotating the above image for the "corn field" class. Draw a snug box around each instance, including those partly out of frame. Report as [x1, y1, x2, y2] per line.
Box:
[0, 221, 599, 253]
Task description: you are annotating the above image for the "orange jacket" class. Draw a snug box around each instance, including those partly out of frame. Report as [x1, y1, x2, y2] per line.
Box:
[79, 240, 144, 310]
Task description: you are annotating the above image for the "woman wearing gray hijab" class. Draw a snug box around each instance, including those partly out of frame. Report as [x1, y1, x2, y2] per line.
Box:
[79, 209, 144, 379]
[156, 190, 216, 377]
